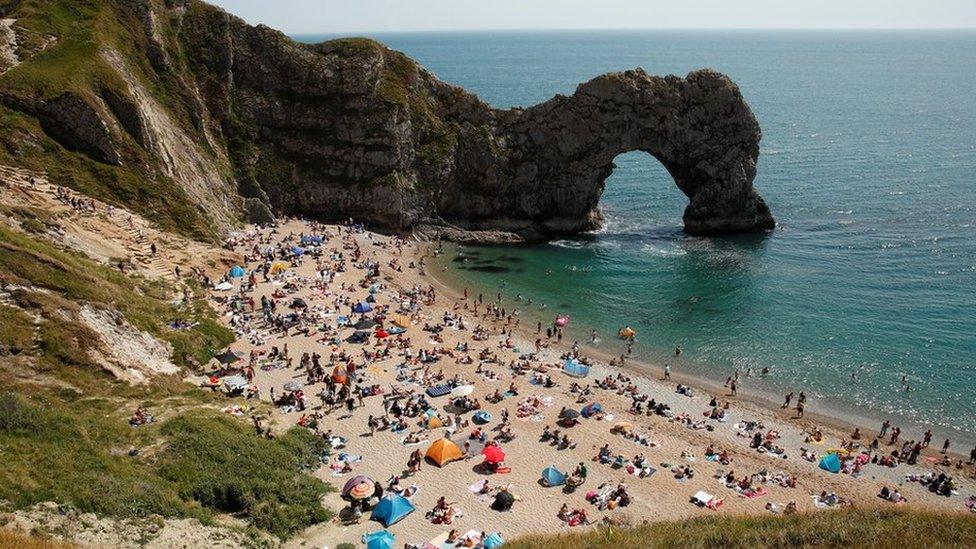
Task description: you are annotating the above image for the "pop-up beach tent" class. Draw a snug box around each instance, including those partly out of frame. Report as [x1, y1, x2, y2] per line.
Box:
[483, 532, 504, 549]
[228, 265, 245, 278]
[563, 358, 590, 378]
[426, 438, 463, 467]
[541, 465, 567, 487]
[819, 453, 842, 473]
[353, 302, 373, 314]
[362, 530, 395, 549]
[371, 494, 414, 527]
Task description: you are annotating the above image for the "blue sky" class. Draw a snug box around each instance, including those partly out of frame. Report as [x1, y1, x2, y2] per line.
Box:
[209, 0, 976, 34]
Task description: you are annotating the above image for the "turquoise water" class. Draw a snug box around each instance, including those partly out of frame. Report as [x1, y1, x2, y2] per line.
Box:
[296, 31, 976, 443]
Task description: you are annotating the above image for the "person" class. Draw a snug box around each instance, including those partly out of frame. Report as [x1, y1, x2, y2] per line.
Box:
[664, 364, 671, 380]
[782, 392, 793, 409]
[942, 438, 951, 454]
[795, 400, 804, 418]
[729, 379, 737, 396]
[969, 446, 976, 465]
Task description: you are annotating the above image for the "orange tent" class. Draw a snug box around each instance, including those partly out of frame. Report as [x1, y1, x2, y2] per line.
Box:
[427, 416, 442, 429]
[425, 438, 463, 467]
[332, 364, 348, 385]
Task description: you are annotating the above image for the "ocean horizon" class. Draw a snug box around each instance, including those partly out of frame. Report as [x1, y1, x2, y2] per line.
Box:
[295, 29, 976, 445]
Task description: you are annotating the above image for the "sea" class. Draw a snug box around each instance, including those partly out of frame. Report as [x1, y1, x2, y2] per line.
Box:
[294, 30, 976, 446]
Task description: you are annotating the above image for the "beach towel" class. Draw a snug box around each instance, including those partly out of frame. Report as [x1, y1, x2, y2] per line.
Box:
[426, 384, 451, 398]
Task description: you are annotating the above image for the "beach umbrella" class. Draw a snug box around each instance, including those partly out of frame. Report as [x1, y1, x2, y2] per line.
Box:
[581, 402, 603, 418]
[283, 381, 303, 392]
[482, 445, 506, 464]
[342, 475, 376, 500]
[353, 302, 373, 314]
[362, 530, 395, 549]
[228, 265, 246, 278]
[425, 438, 463, 467]
[374, 328, 390, 339]
[291, 245, 304, 256]
[492, 490, 514, 511]
[450, 385, 475, 398]
[332, 365, 348, 384]
[214, 350, 240, 365]
[290, 297, 307, 309]
[222, 375, 247, 391]
[541, 465, 567, 487]
[483, 532, 504, 549]
[559, 409, 580, 420]
[371, 494, 415, 527]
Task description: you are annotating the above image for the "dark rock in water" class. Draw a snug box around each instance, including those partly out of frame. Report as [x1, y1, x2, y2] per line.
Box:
[465, 265, 511, 273]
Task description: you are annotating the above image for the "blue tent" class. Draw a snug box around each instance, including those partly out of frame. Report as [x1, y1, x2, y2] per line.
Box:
[301, 235, 324, 245]
[473, 410, 492, 424]
[228, 265, 246, 278]
[541, 465, 567, 487]
[563, 358, 590, 378]
[353, 302, 373, 314]
[362, 530, 395, 549]
[366, 294, 376, 303]
[819, 453, 841, 474]
[483, 532, 504, 549]
[371, 494, 414, 527]
[581, 402, 603, 418]
[291, 246, 304, 256]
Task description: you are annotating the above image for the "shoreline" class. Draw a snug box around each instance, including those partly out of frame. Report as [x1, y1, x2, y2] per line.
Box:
[425, 245, 976, 463]
[211, 220, 974, 547]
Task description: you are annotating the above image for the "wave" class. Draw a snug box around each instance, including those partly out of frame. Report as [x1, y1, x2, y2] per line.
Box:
[641, 243, 688, 257]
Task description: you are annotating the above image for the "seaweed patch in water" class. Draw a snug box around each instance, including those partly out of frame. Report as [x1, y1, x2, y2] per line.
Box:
[465, 265, 512, 273]
[493, 255, 526, 263]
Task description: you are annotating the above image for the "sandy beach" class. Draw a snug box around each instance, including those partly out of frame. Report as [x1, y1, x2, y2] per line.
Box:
[207, 219, 975, 548]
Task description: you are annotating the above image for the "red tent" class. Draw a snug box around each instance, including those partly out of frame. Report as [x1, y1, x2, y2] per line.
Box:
[374, 328, 390, 339]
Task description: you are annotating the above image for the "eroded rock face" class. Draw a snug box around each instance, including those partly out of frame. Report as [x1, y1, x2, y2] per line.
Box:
[174, 3, 773, 240]
[4, 0, 773, 241]
[38, 92, 121, 166]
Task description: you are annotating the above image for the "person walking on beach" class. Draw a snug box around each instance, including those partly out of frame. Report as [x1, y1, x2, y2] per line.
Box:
[969, 446, 976, 465]
[923, 429, 932, 448]
[782, 392, 793, 409]
[729, 379, 737, 396]
[664, 364, 671, 381]
[941, 438, 950, 454]
[795, 400, 804, 418]
[879, 420, 890, 438]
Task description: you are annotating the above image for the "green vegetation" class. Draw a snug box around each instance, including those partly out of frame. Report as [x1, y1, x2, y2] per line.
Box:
[0, 213, 331, 539]
[0, 394, 332, 539]
[0, 223, 233, 376]
[0, 529, 77, 549]
[158, 413, 332, 538]
[507, 508, 976, 549]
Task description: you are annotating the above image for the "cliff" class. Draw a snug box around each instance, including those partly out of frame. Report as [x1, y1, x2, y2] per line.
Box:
[0, 0, 773, 241]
